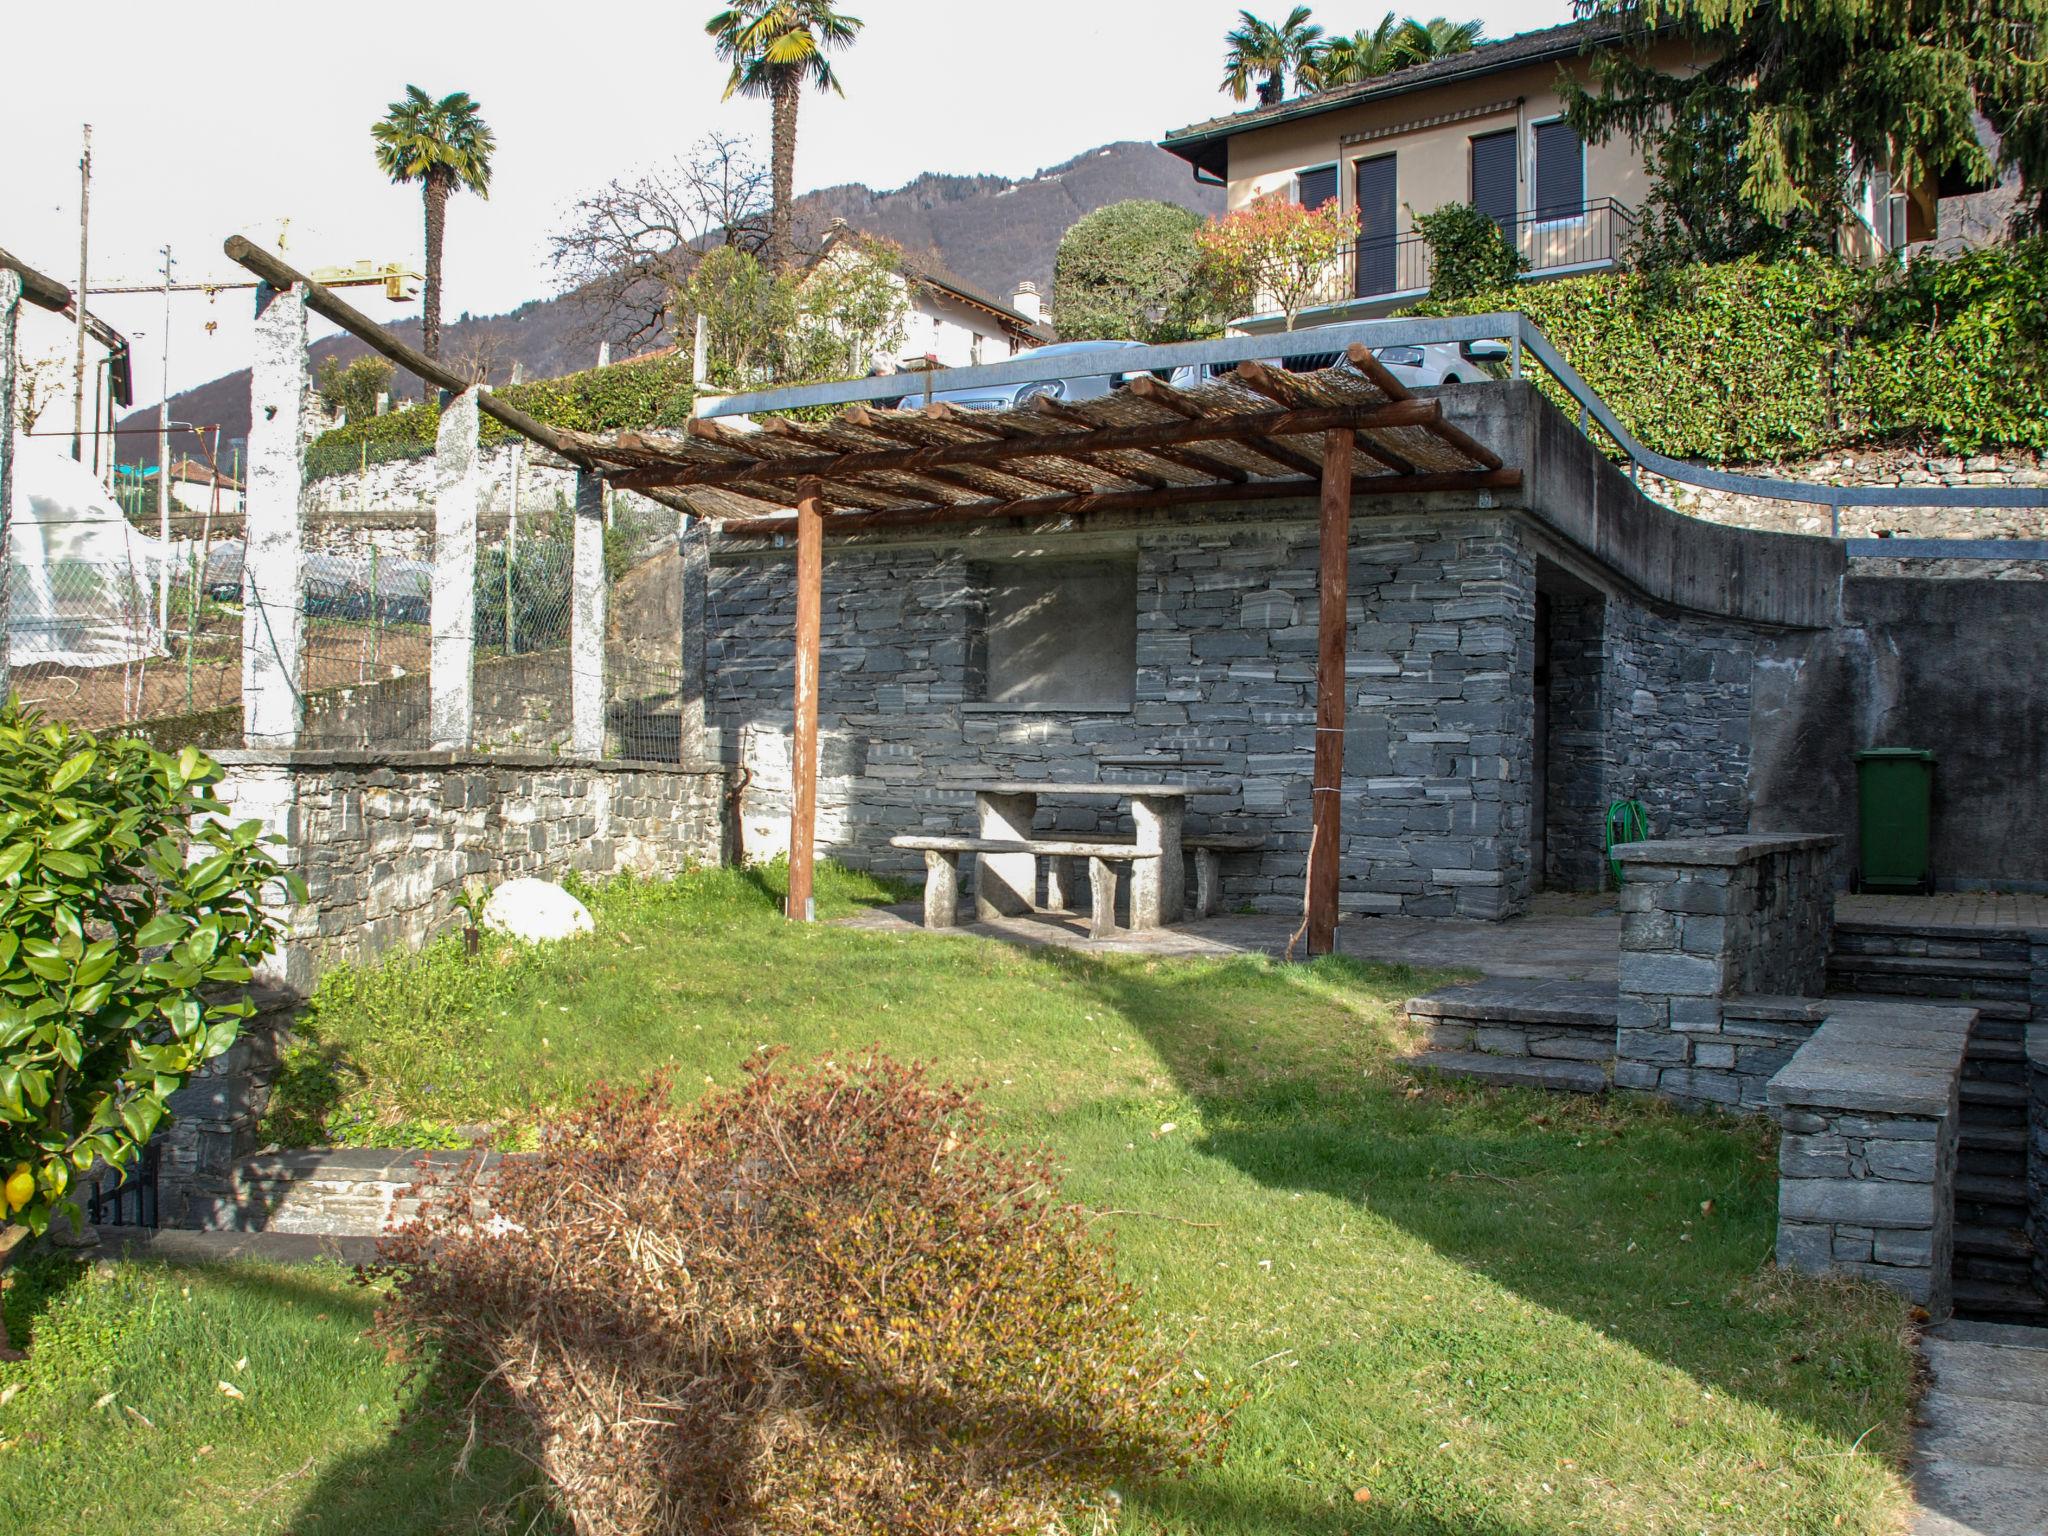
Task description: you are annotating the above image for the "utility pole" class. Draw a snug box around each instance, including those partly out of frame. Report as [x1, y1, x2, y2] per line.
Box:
[157, 245, 174, 632]
[70, 124, 92, 463]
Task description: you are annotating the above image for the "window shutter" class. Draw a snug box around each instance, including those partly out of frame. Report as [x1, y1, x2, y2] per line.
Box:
[1534, 119, 1585, 219]
[1469, 130, 1517, 228]
[1297, 164, 1338, 211]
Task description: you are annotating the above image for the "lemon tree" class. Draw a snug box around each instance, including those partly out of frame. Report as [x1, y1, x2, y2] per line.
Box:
[0, 701, 300, 1239]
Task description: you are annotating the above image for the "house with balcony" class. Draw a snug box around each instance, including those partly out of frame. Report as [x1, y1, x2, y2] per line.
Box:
[1158, 18, 1951, 332]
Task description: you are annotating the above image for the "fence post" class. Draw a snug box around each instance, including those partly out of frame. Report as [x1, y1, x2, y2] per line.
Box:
[429, 388, 479, 750]
[243, 281, 306, 749]
[0, 269, 19, 700]
[571, 468, 607, 757]
[679, 517, 708, 769]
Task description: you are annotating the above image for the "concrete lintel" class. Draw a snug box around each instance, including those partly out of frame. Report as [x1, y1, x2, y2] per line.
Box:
[1613, 833, 1841, 868]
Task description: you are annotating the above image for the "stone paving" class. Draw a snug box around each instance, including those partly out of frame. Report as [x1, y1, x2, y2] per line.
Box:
[1912, 1321, 2048, 1536]
[840, 892, 1621, 981]
[1841, 892, 2048, 935]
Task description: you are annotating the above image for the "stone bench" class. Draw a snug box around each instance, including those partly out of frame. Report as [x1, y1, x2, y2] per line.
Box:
[889, 835, 1159, 939]
[1182, 832, 1268, 917]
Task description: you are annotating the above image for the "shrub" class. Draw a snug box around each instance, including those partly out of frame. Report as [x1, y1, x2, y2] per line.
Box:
[315, 354, 397, 425]
[1196, 196, 1354, 331]
[1054, 200, 1222, 343]
[1413, 201, 1528, 302]
[1408, 241, 2048, 459]
[0, 703, 298, 1237]
[374, 1054, 1232, 1534]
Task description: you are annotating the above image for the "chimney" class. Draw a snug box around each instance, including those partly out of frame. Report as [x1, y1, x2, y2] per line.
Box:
[1011, 281, 1043, 324]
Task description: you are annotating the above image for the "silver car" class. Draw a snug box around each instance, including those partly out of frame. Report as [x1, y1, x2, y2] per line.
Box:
[895, 339, 1152, 412]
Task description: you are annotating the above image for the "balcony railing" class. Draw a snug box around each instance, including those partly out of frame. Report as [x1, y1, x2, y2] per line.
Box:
[1289, 198, 1637, 312]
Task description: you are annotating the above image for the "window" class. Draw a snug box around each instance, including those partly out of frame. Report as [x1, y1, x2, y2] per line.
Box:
[1469, 129, 1517, 229]
[1296, 163, 1339, 211]
[1532, 119, 1586, 221]
[968, 558, 1136, 711]
[971, 331, 986, 365]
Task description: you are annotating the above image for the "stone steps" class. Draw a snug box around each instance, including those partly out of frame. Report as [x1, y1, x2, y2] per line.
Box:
[195, 1148, 502, 1236]
[1959, 1078, 2029, 1129]
[1400, 1050, 1609, 1095]
[102, 1228, 383, 1267]
[1404, 979, 1617, 1066]
[1953, 1277, 2048, 1325]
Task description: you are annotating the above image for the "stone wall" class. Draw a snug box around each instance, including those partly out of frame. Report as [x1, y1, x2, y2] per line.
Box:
[1642, 448, 2047, 542]
[1612, 833, 1839, 1110]
[1540, 592, 1608, 890]
[215, 750, 721, 991]
[1605, 596, 1755, 842]
[1768, 1001, 1974, 1310]
[703, 509, 1538, 919]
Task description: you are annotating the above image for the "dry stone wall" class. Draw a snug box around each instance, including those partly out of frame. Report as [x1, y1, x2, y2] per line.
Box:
[1642, 448, 2047, 543]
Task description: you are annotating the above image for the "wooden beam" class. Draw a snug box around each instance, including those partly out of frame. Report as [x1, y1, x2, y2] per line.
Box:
[840, 404, 1098, 496]
[224, 235, 587, 465]
[1125, 374, 1318, 480]
[1229, 358, 1419, 477]
[0, 245, 79, 314]
[757, 414, 1036, 505]
[716, 466, 1522, 539]
[787, 482, 824, 923]
[1306, 430, 1355, 959]
[1028, 397, 1170, 488]
[606, 398, 1444, 492]
[1341, 341, 1503, 472]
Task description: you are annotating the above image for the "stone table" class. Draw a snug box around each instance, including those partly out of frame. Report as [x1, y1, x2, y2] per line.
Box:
[963, 781, 1187, 929]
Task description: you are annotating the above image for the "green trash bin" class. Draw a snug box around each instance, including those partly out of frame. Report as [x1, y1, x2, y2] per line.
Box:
[1855, 748, 1935, 893]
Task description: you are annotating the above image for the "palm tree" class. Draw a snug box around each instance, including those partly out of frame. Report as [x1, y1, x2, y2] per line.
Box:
[706, 2, 864, 271]
[372, 86, 495, 365]
[1220, 7, 1324, 105]
[1391, 16, 1485, 67]
[1312, 13, 1404, 87]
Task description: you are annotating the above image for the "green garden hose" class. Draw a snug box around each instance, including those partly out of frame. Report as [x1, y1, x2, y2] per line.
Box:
[1605, 798, 1649, 888]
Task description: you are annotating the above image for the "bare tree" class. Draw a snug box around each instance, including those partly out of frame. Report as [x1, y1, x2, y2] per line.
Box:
[549, 133, 773, 346]
[15, 348, 70, 435]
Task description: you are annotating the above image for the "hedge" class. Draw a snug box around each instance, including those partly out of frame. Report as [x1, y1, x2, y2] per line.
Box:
[1406, 242, 2048, 462]
[306, 352, 698, 482]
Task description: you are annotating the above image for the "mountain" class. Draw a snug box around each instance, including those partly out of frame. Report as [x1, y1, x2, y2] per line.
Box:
[119, 141, 1223, 473]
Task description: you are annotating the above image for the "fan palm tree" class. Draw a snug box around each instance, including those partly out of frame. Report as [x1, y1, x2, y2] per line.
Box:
[371, 86, 495, 366]
[1220, 7, 1324, 105]
[706, 2, 864, 271]
[1313, 13, 1405, 87]
[1391, 16, 1485, 66]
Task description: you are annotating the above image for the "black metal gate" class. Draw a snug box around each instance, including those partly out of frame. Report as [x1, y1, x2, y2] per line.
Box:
[87, 1143, 160, 1229]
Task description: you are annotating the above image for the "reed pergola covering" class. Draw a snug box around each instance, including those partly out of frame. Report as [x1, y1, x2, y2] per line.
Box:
[563, 348, 1519, 950]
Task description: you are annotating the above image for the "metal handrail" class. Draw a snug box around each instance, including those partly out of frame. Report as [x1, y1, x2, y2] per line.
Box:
[697, 311, 2048, 551]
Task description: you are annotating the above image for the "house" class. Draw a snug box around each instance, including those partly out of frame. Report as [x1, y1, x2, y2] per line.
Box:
[807, 222, 1053, 372]
[1158, 18, 1948, 330]
[166, 455, 243, 517]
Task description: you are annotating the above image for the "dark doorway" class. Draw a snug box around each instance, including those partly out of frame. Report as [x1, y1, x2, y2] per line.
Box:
[1536, 562, 1609, 891]
[1353, 154, 1398, 297]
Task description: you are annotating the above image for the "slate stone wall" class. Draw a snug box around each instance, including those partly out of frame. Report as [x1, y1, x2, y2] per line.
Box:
[702, 510, 1538, 919]
[1604, 596, 1755, 842]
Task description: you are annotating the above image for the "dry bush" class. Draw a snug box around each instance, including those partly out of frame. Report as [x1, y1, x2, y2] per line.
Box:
[373, 1053, 1232, 1534]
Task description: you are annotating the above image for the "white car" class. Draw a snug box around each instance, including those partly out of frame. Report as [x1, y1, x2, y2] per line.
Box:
[1169, 339, 1509, 391]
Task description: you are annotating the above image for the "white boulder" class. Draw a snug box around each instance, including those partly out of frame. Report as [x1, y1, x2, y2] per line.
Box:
[480, 879, 594, 944]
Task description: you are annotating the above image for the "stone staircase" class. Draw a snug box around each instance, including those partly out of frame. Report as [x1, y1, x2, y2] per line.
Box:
[1404, 979, 1619, 1093]
[188, 1148, 503, 1238]
[1828, 914, 2045, 1325]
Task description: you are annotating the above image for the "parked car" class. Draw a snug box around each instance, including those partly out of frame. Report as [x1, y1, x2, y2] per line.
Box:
[896, 339, 1153, 412]
[1170, 339, 1510, 392]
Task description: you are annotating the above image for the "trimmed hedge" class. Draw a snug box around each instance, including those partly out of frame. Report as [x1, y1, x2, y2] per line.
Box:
[1407, 242, 2048, 462]
[307, 352, 698, 481]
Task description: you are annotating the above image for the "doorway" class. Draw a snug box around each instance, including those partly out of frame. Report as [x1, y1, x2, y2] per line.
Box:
[1353, 154, 1398, 297]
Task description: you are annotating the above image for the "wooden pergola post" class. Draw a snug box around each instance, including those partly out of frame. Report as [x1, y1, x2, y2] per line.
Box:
[1305, 430, 1355, 957]
[786, 481, 824, 922]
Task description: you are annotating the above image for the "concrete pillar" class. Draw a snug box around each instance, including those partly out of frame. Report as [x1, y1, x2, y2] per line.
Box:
[242, 282, 307, 749]
[679, 519, 708, 768]
[570, 468, 607, 758]
[429, 389, 479, 750]
[0, 269, 19, 699]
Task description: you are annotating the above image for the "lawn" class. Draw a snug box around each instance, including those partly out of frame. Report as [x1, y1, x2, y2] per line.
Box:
[1, 866, 1917, 1535]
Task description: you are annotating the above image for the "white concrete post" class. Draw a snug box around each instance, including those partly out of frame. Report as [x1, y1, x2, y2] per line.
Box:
[242, 281, 307, 749]
[429, 388, 479, 750]
[679, 519, 707, 768]
[570, 468, 607, 757]
[0, 269, 19, 700]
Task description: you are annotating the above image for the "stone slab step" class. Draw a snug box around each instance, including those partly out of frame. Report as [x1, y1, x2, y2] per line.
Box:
[1961, 1125, 2029, 1154]
[1955, 1224, 2035, 1262]
[1961, 1080, 2029, 1110]
[1955, 1172, 2030, 1209]
[211, 1147, 504, 1237]
[1404, 979, 1617, 1030]
[100, 1228, 382, 1267]
[1401, 1050, 1608, 1095]
[1827, 952, 2032, 981]
[1955, 1253, 2039, 1290]
[1952, 1278, 2048, 1324]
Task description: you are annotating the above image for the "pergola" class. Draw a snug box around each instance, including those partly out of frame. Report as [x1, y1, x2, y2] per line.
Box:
[563, 349, 1519, 953]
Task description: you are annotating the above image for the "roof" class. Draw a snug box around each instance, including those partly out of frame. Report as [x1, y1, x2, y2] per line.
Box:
[1160, 18, 1631, 181]
[557, 346, 1515, 536]
[811, 226, 1054, 341]
[168, 456, 241, 489]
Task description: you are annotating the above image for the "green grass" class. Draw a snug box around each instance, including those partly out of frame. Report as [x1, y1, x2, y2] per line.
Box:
[1, 866, 1918, 1535]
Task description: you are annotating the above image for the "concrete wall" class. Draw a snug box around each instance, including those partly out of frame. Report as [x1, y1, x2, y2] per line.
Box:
[1751, 578, 2048, 889]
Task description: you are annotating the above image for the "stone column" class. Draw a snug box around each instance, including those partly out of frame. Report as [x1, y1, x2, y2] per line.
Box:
[679, 517, 709, 769]
[0, 268, 18, 699]
[242, 282, 307, 749]
[570, 468, 607, 758]
[429, 389, 479, 750]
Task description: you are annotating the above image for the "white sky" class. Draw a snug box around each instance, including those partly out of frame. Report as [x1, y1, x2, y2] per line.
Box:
[6, 0, 1569, 425]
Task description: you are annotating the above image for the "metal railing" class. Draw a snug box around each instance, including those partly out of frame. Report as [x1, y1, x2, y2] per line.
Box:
[695, 312, 2048, 557]
[1337, 197, 1637, 302]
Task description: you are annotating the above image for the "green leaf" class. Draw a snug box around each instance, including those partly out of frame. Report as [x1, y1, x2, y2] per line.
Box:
[48, 750, 97, 793]
[0, 844, 31, 883]
[134, 914, 184, 949]
[40, 850, 94, 879]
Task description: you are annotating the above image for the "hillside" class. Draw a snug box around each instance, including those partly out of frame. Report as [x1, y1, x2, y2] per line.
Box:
[119, 140, 1221, 472]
